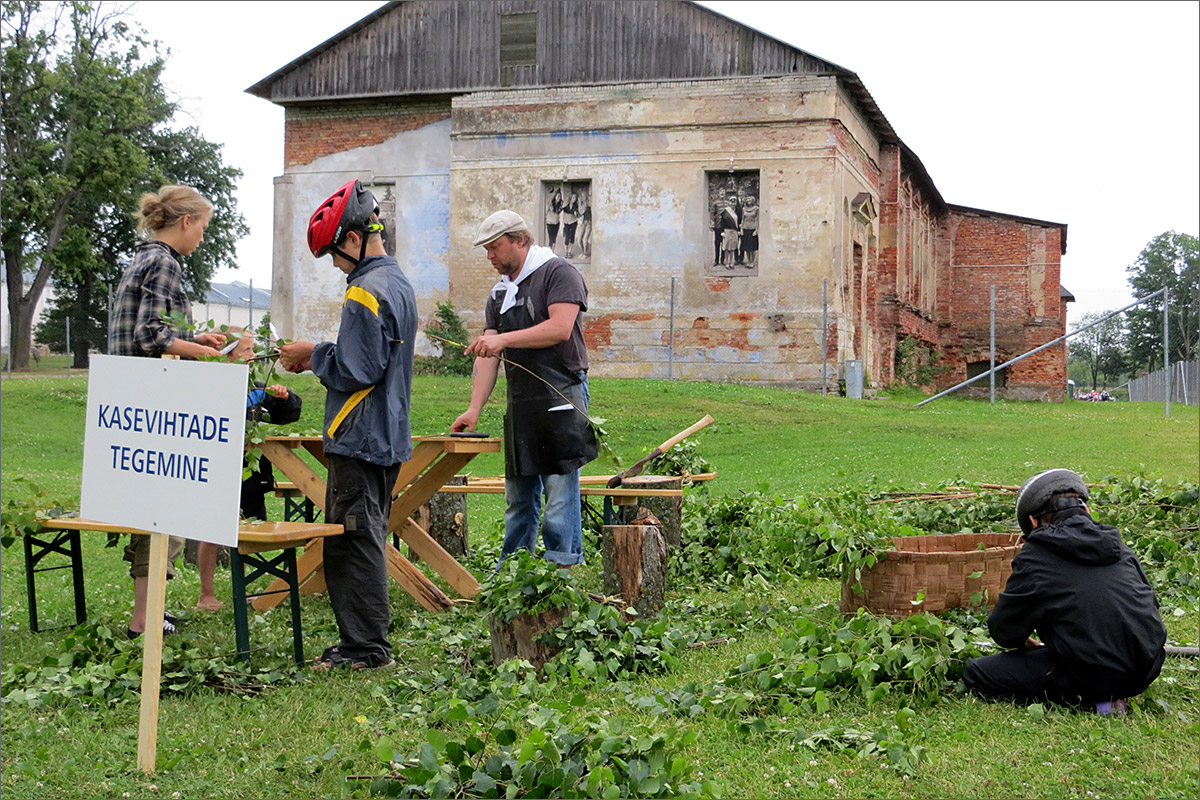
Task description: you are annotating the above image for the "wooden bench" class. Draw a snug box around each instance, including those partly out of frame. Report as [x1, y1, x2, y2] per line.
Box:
[22, 518, 343, 665]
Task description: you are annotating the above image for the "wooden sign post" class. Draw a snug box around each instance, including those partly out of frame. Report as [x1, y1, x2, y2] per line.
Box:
[81, 355, 248, 773]
[137, 534, 170, 772]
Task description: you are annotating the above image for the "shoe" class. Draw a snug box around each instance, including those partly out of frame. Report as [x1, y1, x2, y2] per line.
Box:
[163, 612, 185, 626]
[127, 619, 179, 639]
[312, 645, 395, 672]
[1094, 699, 1129, 717]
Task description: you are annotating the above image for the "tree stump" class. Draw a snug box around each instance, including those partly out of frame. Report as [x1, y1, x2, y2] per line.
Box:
[488, 606, 566, 672]
[601, 524, 668, 617]
[618, 475, 683, 548]
[410, 475, 468, 561]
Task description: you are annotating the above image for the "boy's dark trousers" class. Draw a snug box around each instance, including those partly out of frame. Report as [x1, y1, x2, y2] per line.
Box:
[323, 453, 401, 665]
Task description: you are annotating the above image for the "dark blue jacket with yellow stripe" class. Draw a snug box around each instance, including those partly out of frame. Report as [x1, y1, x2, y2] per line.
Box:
[311, 255, 417, 467]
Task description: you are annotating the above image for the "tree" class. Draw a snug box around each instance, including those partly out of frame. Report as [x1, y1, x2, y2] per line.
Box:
[1125, 231, 1199, 373]
[36, 127, 248, 366]
[2, 1, 245, 369]
[1068, 311, 1129, 390]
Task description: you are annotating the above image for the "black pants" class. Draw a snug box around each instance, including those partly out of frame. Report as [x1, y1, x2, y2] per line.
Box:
[323, 454, 400, 664]
[964, 647, 1163, 706]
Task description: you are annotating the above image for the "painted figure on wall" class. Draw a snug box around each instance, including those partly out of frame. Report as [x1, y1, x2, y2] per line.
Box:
[705, 170, 759, 276]
[542, 180, 591, 263]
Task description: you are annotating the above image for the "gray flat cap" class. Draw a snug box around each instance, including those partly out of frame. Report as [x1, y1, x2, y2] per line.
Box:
[473, 210, 530, 247]
[1015, 468, 1089, 535]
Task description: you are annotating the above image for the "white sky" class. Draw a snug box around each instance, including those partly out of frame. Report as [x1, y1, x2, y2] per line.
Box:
[130, 0, 1199, 319]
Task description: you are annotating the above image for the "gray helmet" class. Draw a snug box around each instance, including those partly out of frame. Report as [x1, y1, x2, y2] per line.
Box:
[1015, 468, 1089, 535]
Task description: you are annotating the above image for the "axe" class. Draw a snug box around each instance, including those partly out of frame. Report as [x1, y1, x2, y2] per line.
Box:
[607, 415, 714, 488]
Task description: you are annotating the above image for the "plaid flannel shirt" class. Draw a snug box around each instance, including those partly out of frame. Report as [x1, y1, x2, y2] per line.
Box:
[109, 241, 195, 357]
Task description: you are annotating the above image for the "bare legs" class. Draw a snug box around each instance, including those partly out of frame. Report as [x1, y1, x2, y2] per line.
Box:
[195, 542, 225, 610]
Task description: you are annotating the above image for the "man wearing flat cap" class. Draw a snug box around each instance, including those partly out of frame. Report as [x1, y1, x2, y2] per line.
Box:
[453, 210, 597, 568]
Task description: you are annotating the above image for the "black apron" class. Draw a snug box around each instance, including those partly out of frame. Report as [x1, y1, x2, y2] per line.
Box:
[498, 296, 597, 477]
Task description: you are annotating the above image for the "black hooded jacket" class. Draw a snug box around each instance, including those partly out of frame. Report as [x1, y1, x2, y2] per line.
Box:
[988, 508, 1166, 692]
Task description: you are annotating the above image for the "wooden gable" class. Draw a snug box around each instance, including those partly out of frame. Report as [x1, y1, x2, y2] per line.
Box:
[246, 0, 848, 104]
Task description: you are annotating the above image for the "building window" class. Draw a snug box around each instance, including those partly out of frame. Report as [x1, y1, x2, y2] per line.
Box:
[705, 170, 760, 276]
[500, 12, 537, 87]
[542, 179, 591, 263]
[967, 361, 1006, 386]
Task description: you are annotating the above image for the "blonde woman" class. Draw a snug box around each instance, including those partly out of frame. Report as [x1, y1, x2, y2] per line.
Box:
[110, 184, 226, 636]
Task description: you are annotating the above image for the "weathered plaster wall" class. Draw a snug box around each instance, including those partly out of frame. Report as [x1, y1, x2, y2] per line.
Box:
[272, 116, 452, 350]
[447, 75, 880, 385]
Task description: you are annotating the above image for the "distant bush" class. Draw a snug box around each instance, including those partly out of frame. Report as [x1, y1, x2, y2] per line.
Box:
[418, 302, 473, 376]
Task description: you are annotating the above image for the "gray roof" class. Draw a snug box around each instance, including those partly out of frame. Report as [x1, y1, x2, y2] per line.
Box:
[203, 281, 271, 309]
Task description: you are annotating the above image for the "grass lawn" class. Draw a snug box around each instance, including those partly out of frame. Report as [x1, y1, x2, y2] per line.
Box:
[1, 374, 1197, 799]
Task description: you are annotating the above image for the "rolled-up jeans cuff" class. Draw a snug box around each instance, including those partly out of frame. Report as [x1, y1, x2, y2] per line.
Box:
[542, 549, 583, 566]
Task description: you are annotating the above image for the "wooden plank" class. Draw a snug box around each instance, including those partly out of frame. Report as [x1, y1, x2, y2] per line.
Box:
[299, 440, 329, 468]
[259, 441, 328, 513]
[392, 440, 446, 495]
[389, 453, 476, 527]
[136, 533, 169, 773]
[395, 518, 479, 597]
[385, 546, 453, 612]
[236, 521, 342, 548]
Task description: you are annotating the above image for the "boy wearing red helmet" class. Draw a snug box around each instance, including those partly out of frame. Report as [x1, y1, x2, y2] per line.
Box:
[963, 469, 1167, 714]
[279, 180, 416, 671]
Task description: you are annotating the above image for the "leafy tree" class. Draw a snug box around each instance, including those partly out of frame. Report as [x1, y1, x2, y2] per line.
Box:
[36, 127, 247, 365]
[1125, 231, 1199, 372]
[1068, 311, 1129, 390]
[3, 1, 245, 369]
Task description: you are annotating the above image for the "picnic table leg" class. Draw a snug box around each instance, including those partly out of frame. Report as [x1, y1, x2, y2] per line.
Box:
[285, 548, 304, 665]
[251, 538, 325, 611]
[69, 530, 87, 626]
[23, 534, 41, 633]
[228, 547, 252, 662]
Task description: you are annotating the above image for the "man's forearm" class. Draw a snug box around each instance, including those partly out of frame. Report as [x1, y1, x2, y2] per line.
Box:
[467, 356, 500, 412]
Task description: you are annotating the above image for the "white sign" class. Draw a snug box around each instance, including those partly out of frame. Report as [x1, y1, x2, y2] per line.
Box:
[81, 355, 248, 546]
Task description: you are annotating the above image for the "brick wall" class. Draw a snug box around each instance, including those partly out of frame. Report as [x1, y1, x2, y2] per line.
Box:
[284, 100, 451, 168]
[946, 210, 1067, 399]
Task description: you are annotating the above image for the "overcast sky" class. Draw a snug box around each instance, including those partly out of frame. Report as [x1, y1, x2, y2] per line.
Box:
[130, 0, 1199, 320]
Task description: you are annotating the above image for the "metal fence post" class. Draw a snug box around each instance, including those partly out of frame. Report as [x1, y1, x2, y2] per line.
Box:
[821, 279, 828, 397]
[990, 285, 996, 403]
[66, 317, 71, 379]
[668, 277, 676, 380]
[1164, 288, 1171, 418]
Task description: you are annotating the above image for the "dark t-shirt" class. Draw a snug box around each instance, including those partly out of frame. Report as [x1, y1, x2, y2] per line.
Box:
[485, 258, 589, 372]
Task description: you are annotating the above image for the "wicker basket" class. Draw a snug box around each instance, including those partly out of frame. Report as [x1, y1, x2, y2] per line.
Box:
[840, 532, 1023, 618]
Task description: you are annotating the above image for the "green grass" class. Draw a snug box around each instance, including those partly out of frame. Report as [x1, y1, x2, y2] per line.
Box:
[1, 375, 1197, 799]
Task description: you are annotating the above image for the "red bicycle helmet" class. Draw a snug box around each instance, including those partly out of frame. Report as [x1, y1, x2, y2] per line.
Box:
[307, 179, 380, 258]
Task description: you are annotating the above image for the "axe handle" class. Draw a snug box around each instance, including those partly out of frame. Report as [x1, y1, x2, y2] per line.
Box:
[608, 415, 714, 487]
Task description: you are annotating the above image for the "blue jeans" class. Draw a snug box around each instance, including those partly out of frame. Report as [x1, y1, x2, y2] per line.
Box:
[499, 373, 588, 567]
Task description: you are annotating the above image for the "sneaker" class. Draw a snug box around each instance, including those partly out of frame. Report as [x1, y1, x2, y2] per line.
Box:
[127, 619, 179, 639]
[163, 612, 185, 626]
[1094, 699, 1129, 717]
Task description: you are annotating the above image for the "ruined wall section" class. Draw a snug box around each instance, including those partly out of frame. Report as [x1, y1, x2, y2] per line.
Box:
[449, 75, 880, 386]
[944, 210, 1066, 399]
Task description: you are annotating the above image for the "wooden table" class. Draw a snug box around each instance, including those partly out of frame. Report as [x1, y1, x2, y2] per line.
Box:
[255, 435, 502, 612]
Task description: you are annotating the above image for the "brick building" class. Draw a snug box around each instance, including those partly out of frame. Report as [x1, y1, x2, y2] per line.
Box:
[249, 0, 1072, 398]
